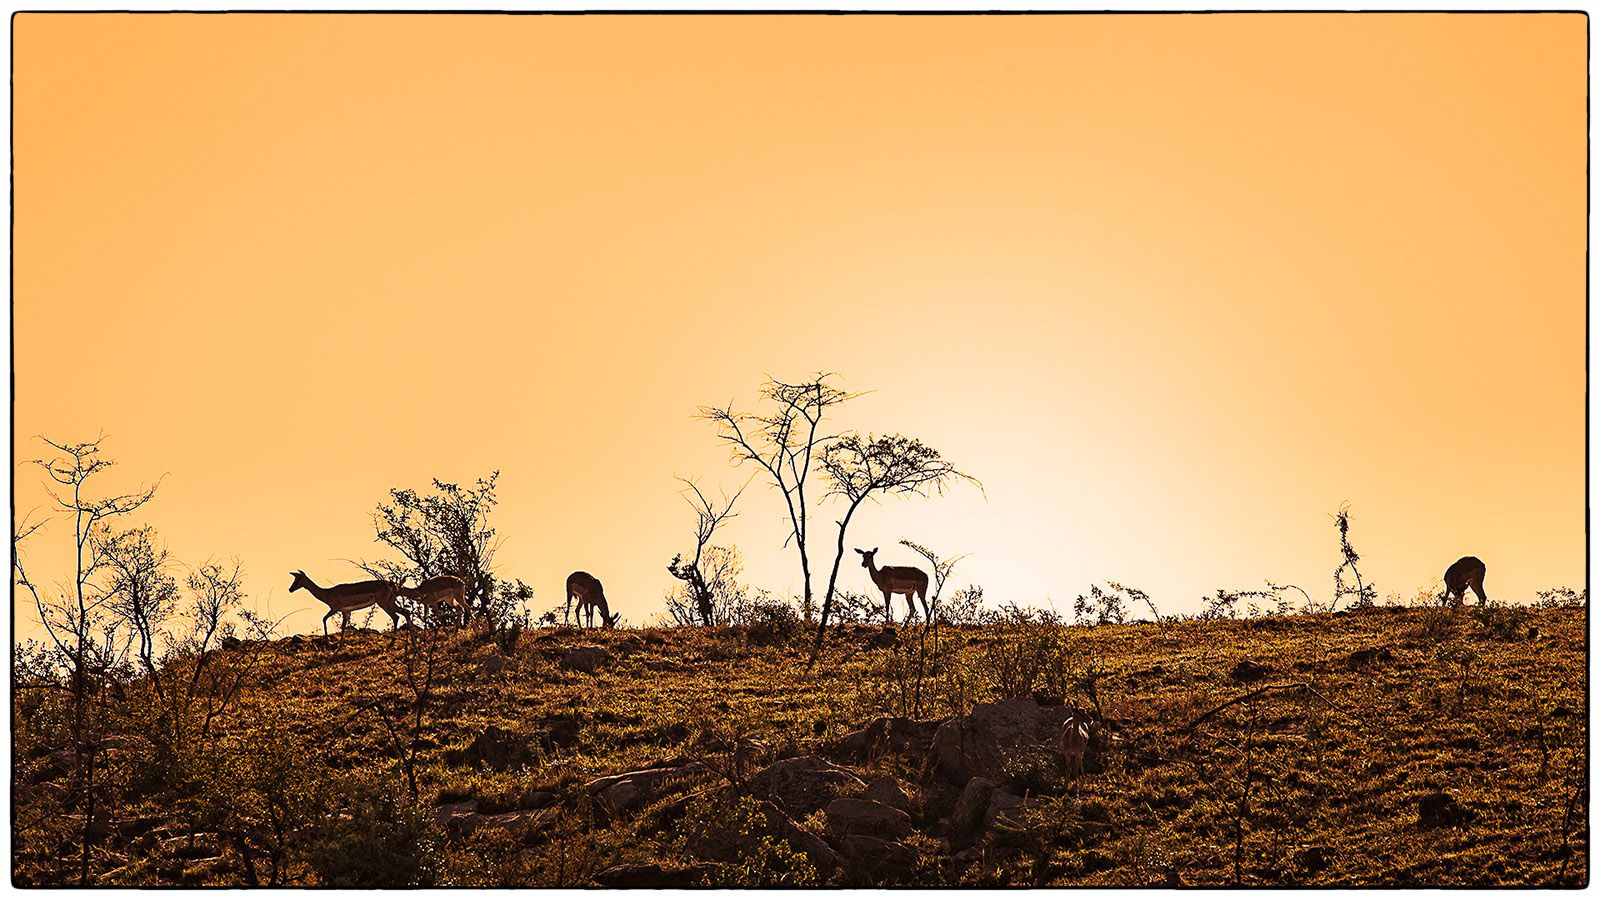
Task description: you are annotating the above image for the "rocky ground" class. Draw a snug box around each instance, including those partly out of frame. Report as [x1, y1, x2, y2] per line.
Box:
[12, 604, 1589, 886]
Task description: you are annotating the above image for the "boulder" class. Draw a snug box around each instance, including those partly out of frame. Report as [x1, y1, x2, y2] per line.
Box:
[1230, 659, 1273, 683]
[593, 862, 718, 888]
[585, 764, 703, 817]
[834, 834, 917, 884]
[983, 788, 1046, 834]
[921, 719, 1004, 787]
[859, 775, 913, 814]
[824, 797, 912, 839]
[919, 697, 1097, 788]
[433, 799, 551, 838]
[432, 799, 478, 830]
[560, 645, 612, 673]
[949, 777, 999, 841]
[829, 717, 943, 762]
[748, 756, 867, 816]
[946, 777, 1046, 844]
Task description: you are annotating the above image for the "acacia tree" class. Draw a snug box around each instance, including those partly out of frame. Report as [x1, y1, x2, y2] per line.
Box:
[700, 374, 856, 617]
[11, 436, 159, 885]
[812, 433, 978, 660]
[667, 478, 747, 626]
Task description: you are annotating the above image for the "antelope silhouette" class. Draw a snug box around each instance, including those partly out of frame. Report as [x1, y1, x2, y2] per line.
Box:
[289, 570, 411, 636]
[566, 571, 620, 628]
[1442, 556, 1488, 606]
[856, 547, 929, 624]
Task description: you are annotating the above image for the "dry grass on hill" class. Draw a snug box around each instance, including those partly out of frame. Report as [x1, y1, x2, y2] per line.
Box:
[12, 604, 1588, 887]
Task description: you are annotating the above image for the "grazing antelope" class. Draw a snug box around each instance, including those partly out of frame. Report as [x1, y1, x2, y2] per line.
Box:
[1059, 715, 1091, 780]
[289, 570, 411, 636]
[566, 571, 619, 629]
[856, 548, 929, 624]
[399, 574, 467, 623]
[1443, 556, 1489, 607]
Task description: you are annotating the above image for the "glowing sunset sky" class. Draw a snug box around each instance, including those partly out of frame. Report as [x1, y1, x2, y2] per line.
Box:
[13, 13, 1586, 636]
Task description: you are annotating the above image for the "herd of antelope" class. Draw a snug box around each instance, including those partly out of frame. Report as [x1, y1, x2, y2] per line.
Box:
[289, 553, 1493, 638]
[287, 568, 620, 636]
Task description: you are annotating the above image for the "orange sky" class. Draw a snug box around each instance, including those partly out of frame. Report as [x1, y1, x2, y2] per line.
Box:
[12, 13, 1587, 637]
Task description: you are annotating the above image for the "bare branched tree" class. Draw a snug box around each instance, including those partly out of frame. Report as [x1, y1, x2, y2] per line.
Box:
[174, 560, 274, 747]
[667, 478, 748, 626]
[700, 374, 857, 618]
[812, 433, 979, 661]
[663, 546, 749, 626]
[10, 435, 160, 885]
[896, 538, 971, 621]
[97, 525, 179, 692]
[359, 616, 447, 805]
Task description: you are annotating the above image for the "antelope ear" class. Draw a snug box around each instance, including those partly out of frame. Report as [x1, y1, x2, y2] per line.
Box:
[872, 547, 879, 554]
[854, 548, 866, 556]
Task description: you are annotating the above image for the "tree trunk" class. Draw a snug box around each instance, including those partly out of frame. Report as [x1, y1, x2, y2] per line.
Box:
[808, 500, 864, 666]
[232, 830, 260, 887]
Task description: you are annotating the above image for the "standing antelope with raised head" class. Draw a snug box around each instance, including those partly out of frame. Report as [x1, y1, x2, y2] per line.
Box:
[856, 548, 929, 624]
[289, 570, 412, 636]
[1442, 556, 1489, 607]
[566, 571, 619, 629]
[399, 574, 467, 623]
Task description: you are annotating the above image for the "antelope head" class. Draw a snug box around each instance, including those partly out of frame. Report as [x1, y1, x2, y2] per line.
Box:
[855, 548, 880, 570]
[289, 570, 312, 593]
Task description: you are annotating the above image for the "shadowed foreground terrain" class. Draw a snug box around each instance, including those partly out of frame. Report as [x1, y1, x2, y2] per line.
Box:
[13, 606, 1587, 887]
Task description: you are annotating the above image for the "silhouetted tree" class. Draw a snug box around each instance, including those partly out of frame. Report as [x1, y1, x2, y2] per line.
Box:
[700, 374, 857, 618]
[664, 545, 750, 627]
[11, 436, 160, 885]
[365, 473, 520, 627]
[97, 524, 179, 690]
[1331, 504, 1376, 610]
[812, 433, 978, 661]
[667, 478, 747, 626]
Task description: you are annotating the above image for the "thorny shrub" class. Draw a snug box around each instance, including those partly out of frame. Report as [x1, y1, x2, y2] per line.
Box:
[675, 792, 820, 887]
[969, 606, 1078, 701]
[303, 774, 438, 887]
[1533, 587, 1587, 609]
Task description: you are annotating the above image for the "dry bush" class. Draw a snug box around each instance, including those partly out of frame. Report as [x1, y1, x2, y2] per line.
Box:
[303, 774, 438, 886]
[1471, 602, 1533, 641]
[969, 606, 1078, 701]
[673, 792, 820, 887]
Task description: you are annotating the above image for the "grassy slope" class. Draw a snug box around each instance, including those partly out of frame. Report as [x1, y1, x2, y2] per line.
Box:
[14, 605, 1589, 886]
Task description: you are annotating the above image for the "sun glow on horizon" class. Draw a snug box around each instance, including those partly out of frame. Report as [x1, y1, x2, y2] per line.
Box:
[11, 13, 1586, 639]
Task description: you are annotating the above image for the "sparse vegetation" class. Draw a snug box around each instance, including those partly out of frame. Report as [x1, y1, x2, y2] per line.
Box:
[13, 604, 1584, 886]
[11, 427, 1586, 888]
